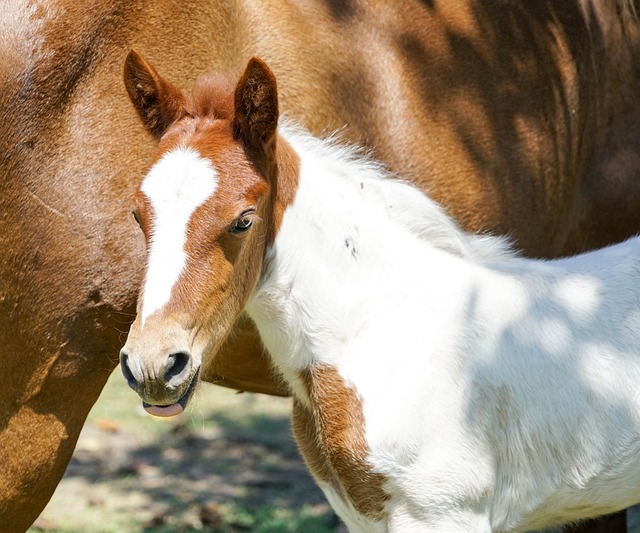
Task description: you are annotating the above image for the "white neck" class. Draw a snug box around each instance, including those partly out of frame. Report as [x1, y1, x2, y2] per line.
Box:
[244, 124, 512, 391]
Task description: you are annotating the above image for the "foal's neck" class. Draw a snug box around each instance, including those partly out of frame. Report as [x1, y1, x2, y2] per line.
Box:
[247, 125, 506, 389]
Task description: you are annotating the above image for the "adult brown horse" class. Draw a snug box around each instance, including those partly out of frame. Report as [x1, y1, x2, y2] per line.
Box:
[1, 1, 639, 531]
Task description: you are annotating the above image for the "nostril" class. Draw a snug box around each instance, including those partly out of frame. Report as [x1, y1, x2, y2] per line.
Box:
[119, 352, 139, 391]
[164, 351, 191, 385]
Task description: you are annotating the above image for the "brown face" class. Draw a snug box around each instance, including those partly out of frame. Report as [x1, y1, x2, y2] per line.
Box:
[120, 117, 273, 415]
[120, 53, 281, 416]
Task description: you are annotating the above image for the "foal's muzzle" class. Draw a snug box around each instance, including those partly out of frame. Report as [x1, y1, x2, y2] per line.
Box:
[119, 348, 199, 417]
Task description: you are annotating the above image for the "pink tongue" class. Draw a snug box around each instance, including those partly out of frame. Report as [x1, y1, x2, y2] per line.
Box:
[144, 403, 184, 418]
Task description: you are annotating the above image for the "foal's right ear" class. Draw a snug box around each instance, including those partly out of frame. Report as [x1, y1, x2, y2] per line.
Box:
[123, 50, 187, 139]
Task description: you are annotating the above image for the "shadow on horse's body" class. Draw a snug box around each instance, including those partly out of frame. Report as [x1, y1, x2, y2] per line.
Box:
[1, 1, 639, 531]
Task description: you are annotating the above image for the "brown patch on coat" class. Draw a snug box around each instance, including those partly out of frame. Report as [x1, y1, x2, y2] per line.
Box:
[291, 400, 340, 490]
[295, 364, 389, 521]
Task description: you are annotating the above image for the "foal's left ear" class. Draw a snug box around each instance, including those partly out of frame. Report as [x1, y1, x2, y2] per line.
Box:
[232, 58, 279, 154]
[123, 50, 187, 139]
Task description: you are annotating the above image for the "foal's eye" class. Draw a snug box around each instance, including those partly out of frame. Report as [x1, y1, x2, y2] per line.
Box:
[230, 210, 255, 234]
[131, 209, 142, 226]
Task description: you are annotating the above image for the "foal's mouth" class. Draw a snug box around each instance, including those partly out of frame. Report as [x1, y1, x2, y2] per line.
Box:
[143, 369, 200, 418]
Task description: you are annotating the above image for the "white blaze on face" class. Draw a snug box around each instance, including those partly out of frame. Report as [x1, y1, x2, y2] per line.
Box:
[140, 147, 218, 324]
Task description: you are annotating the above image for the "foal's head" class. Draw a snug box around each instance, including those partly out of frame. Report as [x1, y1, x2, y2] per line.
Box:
[119, 51, 294, 415]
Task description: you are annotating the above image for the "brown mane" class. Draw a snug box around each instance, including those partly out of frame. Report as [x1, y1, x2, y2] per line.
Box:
[189, 73, 236, 120]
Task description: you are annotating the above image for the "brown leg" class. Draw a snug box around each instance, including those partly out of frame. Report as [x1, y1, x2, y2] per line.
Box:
[564, 511, 627, 533]
[0, 363, 114, 532]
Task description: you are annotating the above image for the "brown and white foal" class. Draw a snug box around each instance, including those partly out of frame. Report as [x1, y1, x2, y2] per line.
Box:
[121, 52, 640, 532]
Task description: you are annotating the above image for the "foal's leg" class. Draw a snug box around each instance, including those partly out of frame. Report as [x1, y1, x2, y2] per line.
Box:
[387, 503, 492, 533]
[318, 482, 385, 533]
[564, 511, 627, 533]
[387, 518, 493, 532]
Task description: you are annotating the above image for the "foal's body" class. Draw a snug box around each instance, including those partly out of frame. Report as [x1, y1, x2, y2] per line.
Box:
[121, 56, 640, 532]
[247, 128, 640, 532]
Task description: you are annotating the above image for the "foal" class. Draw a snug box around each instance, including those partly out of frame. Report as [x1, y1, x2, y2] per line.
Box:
[121, 55, 640, 532]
